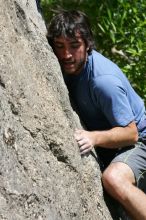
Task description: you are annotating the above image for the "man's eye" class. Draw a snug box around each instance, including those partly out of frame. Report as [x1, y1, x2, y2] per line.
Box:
[55, 44, 64, 49]
[71, 43, 80, 48]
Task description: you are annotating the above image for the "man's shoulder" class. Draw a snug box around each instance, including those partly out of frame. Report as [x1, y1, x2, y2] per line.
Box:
[89, 50, 112, 63]
[87, 50, 123, 79]
[90, 74, 123, 94]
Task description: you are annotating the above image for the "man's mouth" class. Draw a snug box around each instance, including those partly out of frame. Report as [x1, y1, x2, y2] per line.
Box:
[62, 61, 75, 68]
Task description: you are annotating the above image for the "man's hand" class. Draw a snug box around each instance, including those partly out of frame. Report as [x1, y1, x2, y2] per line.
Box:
[74, 129, 97, 155]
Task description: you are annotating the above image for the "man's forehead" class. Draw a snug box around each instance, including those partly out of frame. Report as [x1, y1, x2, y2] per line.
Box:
[54, 33, 83, 43]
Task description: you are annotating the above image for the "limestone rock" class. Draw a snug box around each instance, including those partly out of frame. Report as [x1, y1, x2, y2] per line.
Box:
[0, 0, 113, 219]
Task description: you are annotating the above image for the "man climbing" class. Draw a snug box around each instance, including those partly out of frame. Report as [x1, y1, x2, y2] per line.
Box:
[47, 10, 146, 219]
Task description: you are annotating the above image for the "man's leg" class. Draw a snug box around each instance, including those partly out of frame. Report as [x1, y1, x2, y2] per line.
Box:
[102, 162, 146, 220]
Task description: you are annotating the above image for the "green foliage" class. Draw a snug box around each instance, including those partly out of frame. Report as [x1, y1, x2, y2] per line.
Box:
[41, 0, 146, 102]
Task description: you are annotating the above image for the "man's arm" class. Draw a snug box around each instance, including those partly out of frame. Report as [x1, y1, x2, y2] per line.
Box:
[74, 121, 138, 155]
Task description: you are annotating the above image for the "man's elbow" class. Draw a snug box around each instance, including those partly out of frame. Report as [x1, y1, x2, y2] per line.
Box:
[129, 121, 139, 144]
[132, 127, 139, 143]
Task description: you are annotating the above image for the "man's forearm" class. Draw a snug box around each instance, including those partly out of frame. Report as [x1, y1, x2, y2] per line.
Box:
[93, 124, 138, 149]
[74, 122, 138, 155]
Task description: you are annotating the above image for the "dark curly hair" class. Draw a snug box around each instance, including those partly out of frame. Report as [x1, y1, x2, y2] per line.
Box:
[47, 10, 95, 54]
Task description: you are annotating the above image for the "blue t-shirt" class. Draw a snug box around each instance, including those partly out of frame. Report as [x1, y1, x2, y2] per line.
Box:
[64, 50, 146, 139]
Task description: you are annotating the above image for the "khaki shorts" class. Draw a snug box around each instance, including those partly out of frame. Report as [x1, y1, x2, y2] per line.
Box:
[96, 141, 146, 193]
[112, 142, 146, 193]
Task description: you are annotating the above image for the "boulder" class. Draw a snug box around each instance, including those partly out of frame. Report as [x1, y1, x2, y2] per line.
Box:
[0, 1, 113, 219]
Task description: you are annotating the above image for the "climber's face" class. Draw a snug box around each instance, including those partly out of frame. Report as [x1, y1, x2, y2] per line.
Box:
[53, 33, 89, 75]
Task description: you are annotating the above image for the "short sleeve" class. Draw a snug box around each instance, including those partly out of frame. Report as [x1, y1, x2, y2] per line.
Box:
[93, 75, 135, 127]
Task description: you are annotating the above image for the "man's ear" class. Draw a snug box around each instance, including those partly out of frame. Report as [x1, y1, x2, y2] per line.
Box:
[86, 46, 90, 52]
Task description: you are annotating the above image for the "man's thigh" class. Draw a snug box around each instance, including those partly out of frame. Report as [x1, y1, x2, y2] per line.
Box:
[111, 142, 146, 193]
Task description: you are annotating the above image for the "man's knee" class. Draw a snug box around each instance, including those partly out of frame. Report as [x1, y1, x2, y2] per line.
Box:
[102, 163, 122, 192]
[102, 162, 135, 200]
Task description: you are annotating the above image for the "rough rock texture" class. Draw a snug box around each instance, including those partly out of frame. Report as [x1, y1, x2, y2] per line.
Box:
[0, 1, 114, 219]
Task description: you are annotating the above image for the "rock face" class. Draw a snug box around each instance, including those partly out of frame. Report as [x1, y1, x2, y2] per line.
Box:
[0, 1, 113, 219]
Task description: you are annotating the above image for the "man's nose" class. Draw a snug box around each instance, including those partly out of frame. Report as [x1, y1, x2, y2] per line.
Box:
[63, 49, 72, 59]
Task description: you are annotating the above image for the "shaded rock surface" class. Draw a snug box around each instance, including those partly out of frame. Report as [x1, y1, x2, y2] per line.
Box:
[0, 0, 114, 219]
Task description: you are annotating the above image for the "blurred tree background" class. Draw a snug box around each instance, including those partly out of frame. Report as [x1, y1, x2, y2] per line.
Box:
[41, 0, 146, 102]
